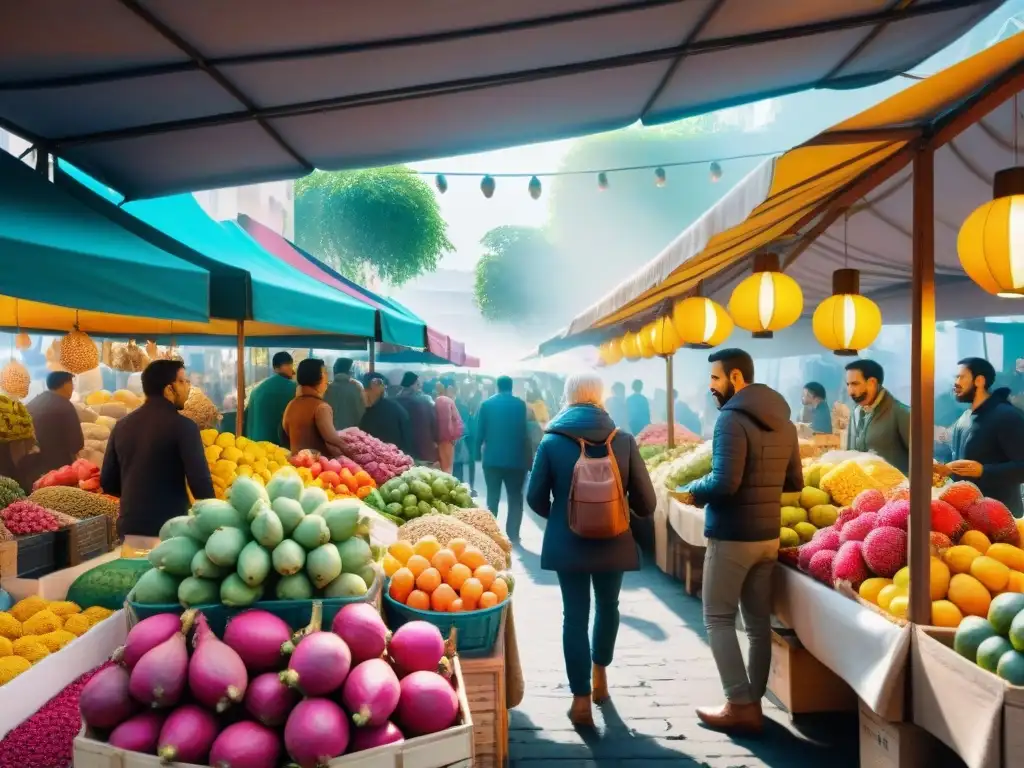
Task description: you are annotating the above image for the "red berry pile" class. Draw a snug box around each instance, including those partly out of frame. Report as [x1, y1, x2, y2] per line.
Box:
[0, 501, 60, 535]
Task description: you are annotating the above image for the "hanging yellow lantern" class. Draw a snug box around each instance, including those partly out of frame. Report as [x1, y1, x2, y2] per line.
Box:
[957, 167, 1024, 298]
[648, 316, 680, 356]
[598, 339, 623, 366]
[812, 268, 882, 356]
[727, 252, 803, 338]
[672, 296, 733, 348]
[637, 327, 656, 358]
[620, 332, 641, 361]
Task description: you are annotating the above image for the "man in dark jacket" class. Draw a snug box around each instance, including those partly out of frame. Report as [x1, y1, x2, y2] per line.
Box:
[395, 372, 438, 463]
[245, 351, 295, 446]
[475, 376, 531, 541]
[101, 360, 215, 539]
[677, 348, 802, 734]
[360, 372, 411, 455]
[946, 357, 1024, 516]
[845, 359, 910, 472]
[801, 381, 833, 435]
[25, 371, 83, 483]
[324, 357, 366, 431]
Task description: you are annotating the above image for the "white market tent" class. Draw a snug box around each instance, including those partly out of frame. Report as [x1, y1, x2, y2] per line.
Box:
[0, 0, 1002, 198]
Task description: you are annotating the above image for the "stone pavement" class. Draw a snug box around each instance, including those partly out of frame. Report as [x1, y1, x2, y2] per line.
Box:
[503, 511, 862, 768]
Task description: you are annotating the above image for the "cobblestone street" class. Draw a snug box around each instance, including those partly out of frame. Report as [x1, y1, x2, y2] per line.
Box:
[504, 509, 861, 767]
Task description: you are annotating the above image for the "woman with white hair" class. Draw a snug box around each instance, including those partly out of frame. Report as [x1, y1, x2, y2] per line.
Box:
[526, 371, 657, 727]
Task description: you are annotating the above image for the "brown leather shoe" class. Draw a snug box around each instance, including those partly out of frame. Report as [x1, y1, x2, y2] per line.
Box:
[592, 664, 609, 704]
[695, 701, 763, 734]
[568, 695, 595, 727]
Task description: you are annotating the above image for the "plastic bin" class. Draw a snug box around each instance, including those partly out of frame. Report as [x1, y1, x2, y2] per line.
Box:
[383, 589, 506, 656]
[126, 571, 382, 635]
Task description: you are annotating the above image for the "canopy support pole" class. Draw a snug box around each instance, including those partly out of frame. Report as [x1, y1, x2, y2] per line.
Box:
[908, 146, 935, 626]
[34, 148, 48, 177]
[235, 320, 245, 438]
[368, 339, 376, 373]
[666, 355, 675, 449]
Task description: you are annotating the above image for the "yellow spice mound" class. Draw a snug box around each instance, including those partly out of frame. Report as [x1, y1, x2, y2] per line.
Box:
[0, 612, 22, 640]
[9, 596, 47, 623]
[0, 656, 31, 684]
[22, 610, 62, 636]
[12, 636, 49, 663]
[63, 613, 93, 636]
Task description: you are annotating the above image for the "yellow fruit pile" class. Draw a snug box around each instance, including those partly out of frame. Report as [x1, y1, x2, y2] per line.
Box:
[860, 529, 1024, 628]
[0, 597, 114, 684]
[200, 430, 291, 500]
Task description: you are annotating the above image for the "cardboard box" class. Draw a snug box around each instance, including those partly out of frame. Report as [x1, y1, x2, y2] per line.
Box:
[859, 699, 943, 768]
[767, 629, 857, 715]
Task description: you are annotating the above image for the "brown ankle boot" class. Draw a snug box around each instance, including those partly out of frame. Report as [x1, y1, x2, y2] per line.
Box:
[592, 664, 609, 704]
[568, 696, 594, 727]
[695, 701, 763, 734]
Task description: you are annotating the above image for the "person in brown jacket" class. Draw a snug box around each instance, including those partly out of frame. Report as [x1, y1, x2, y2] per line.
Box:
[281, 358, 345, 458]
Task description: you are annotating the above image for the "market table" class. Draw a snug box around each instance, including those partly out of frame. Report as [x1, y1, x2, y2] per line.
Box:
[653, 496, 708, 595]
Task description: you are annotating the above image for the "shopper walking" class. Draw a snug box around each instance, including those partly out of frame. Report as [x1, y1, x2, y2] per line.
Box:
[675, 349, 802, 734]
[527, 373, 656, 726]
[25, 371, 83, 482]
[454, 380, 478, 492]
[245, 352, 295, 446]
[396, 372, 439, 464]
[435, 377, 464, 474]
[626, 379, 651, 435]
[475, 375, 530, 542]
[323, 357, 365, 431]
[945, 357, 1024, 516]
[281, 358, 345, 458]
[845, 359, 910, 472]
[604, 382, 628, 428]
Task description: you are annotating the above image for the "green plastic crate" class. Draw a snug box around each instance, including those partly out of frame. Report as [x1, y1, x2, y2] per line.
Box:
[383, 588, 505, 657]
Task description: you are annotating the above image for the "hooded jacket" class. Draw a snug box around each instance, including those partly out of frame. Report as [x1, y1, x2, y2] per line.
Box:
[527, 404, 657, 572]
[950, 387, 1024, 517]
[685, 384, 803, 542]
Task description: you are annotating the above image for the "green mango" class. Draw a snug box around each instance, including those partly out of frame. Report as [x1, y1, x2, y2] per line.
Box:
[237, 540, 272, 587]
[148, 536, 201, 577]
[132, 568, 181, 605]
[205, 526, 250, 568]
[220, 573, 263, 607]
[178, 576, 220, 607]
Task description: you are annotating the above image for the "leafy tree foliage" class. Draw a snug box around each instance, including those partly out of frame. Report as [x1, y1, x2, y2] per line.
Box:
[295, 167, 452, 286]
[474, 226, 561, 324]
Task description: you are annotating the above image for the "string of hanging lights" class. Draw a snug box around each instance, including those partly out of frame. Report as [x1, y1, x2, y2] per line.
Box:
[417, 148, 783, 198]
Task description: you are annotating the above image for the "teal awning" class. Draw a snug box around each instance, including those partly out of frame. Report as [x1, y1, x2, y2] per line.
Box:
[0, 151, 209, 322]
[57, 163, 376, 339]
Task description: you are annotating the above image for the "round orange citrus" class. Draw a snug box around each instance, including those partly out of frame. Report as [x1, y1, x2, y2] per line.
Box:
[416, 567, 442, 594]
[406, 590, 430, 610]
[405, 554, 431, 578]
[446, 562, 472, 591]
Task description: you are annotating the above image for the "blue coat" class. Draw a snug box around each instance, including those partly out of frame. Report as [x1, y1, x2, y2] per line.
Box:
[475, 393, 530, 470]
[527, 404, 657, 573]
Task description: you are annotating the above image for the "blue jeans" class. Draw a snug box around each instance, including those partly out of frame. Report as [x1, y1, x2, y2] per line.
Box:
[556, 571, 624, 696]
[483, 467, 526, 540]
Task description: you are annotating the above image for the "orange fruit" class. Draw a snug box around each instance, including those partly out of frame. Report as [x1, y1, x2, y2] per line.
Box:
[431, 583, 458, 612]
[413, 536, 441, 561]
[447, 538, 468, 558]
[406, 590, 430, 610]
[446, 563, 472, 591]
[390, 567, 414, 594]
[474, 564, 497, 590]
[406, 554, 431, 578]
[490, 577, 509, 602]
[431, 549, 457, 576]
[479, 591, 498, 609]
[461, 577, 484, 606]
[458, 547, 487, 571]
[382, 553, 403, 577]
[388, 540, 414, 565]
[450, 598, 465, 612]
[416, 567, 442, 594]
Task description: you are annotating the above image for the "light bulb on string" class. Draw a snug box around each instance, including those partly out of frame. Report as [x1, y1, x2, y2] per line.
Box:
[655, 167, 667, 187]
[435, 174, 448, 194]
[597, 172, 609, 191]
[709, 162, 722, 182]
[480, 175, 496, 199]
[528, 175, 542, 200]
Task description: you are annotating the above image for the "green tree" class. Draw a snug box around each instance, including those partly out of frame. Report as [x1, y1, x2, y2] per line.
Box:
[474, 226, 561, 324]
[294, 167, 453, 286]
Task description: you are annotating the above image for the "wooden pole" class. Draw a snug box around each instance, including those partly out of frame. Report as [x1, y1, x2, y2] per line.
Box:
[368, 339, 376, 373]
[235, 320, 245, 438]
[908, 145, 935, 626]
[666, 354, 675, 448]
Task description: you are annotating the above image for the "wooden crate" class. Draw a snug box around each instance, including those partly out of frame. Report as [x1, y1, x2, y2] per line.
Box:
[665, 523, 704, 596]
[0, 540, 15, 578]
[74, 658, 475, 768]
[67, 516, 113, 566]
[459, 613, 508, 768]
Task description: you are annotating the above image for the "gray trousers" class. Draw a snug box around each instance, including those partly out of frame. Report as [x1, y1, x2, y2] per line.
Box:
[702, 538, 779, 705]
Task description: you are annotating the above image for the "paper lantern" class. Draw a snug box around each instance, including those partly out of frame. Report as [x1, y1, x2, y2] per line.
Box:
[654, 167, 667, 187]
[598, 339, 623, 366]
[620, 332, 641, 361]
[435, 174, 448, 194]
[812, 269, 882, 356]
[481, 175, 496, 198]
[528, 176, 542, 200]
[672, 296, 733, 348]
[648, 316, 680, 356]
[957, 167, 1024, 298]
[728, 252, 803, 338]
[709, 161, 723, 182]
[637, 327, 656, 358]
[597, 172, 609, 191]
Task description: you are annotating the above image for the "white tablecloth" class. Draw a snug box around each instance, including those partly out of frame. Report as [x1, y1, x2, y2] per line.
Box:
[668, 498, 708, 547]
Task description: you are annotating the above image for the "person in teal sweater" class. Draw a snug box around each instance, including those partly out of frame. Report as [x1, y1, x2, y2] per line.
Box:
[245, 352, 296, 446]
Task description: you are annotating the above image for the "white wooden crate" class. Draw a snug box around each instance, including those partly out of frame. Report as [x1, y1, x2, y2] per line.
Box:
[74, 657, 474, 768]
